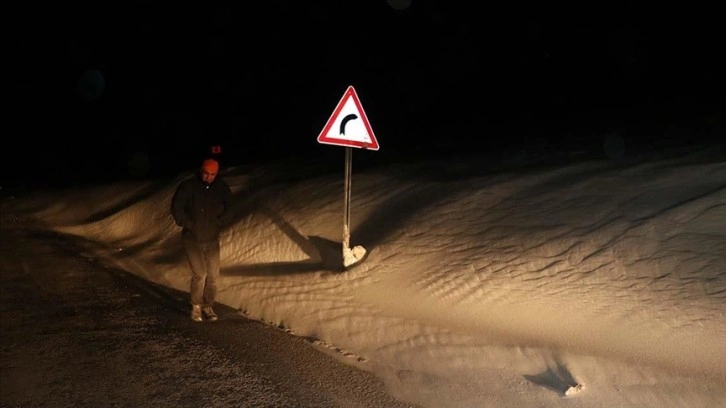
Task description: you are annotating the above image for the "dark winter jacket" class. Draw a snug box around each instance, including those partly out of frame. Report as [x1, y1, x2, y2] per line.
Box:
[171, 175, 234, 242]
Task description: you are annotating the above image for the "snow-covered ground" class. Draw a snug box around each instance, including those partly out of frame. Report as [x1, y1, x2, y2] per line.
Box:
[4, 145, 725, 408]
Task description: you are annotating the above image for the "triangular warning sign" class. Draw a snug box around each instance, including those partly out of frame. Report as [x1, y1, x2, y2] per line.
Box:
[317, 86, 379, 150]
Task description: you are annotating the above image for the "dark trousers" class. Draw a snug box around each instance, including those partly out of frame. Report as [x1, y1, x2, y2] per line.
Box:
[182, 235, 220, 307]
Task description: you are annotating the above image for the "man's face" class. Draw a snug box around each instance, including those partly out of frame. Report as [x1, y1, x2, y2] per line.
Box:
[201, 168, 217, 184]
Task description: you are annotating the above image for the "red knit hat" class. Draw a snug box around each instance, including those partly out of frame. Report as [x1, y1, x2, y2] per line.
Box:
[202, 159, 219, 174]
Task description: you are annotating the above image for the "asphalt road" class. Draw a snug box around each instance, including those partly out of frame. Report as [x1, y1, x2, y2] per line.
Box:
[0, 219, 418, 408]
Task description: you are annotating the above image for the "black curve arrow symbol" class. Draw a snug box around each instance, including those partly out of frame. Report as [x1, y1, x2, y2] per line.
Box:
[339, 114, 358, 135]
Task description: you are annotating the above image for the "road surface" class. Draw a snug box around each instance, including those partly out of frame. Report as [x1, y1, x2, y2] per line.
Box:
[0, 218, 418, 408]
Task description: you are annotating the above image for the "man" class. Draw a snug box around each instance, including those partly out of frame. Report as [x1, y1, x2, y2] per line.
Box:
[171, 155, 234, 322]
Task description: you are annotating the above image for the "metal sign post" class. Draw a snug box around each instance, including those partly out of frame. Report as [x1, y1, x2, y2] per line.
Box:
[343, 146, 352, 250]
[341, 147, 366, 268]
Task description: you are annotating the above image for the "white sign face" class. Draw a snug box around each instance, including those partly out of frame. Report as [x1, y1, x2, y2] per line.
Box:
[317, 86, 379, 150]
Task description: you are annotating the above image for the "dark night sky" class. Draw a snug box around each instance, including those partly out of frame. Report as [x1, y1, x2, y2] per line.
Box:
[4, 1, 725, 189]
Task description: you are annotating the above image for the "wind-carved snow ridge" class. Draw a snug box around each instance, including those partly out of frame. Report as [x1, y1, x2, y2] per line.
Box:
[8, 148, 726, 408]
[352, 155, 726, 398]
